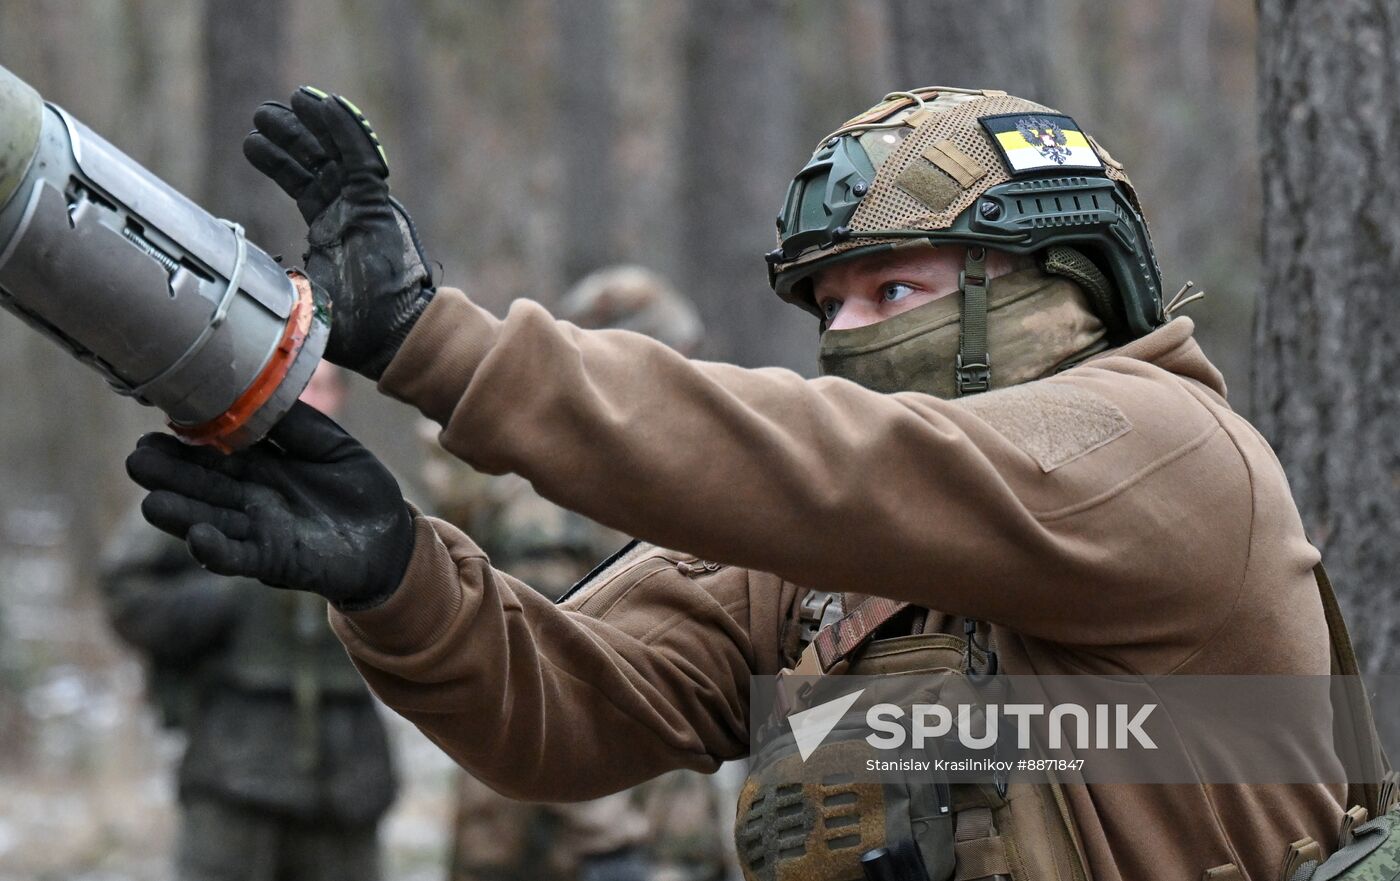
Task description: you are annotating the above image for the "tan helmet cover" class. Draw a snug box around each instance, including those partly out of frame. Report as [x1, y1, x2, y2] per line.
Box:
[770, 87, 1138, 315]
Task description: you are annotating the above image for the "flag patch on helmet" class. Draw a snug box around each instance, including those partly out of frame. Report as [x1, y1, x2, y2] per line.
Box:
[979, 113, 1104, 175]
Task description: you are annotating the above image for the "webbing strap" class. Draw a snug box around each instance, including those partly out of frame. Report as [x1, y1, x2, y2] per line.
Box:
[811, 595, 910, 673]
[1314, 563, 1392, 816]
[955, 806, 995, 842]
[1317, 564, 1363, 678]
[1280, 836, 1324, 881]
[957, 247, 991, 395]
[1338, 805, 1368, 848]
[953, 804, 1005, 881]
[954, 836, 1011, 881]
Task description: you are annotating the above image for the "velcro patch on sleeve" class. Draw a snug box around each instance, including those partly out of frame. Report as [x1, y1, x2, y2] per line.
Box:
[979, 113, 1105, 176]
[955, 382, 1130, 472]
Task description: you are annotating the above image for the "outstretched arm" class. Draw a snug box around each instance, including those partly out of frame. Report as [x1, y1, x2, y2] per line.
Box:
[124, 401, 801, 799]
[331, 521, 800, 800]
[384, 290, 1249, 652]
[230, 85, 1246, 667]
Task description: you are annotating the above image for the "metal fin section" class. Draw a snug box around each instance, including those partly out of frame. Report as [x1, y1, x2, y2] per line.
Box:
[0, 63, 327, 447]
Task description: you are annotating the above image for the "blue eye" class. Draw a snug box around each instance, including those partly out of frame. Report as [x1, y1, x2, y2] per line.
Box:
[882, 283, 914, 302]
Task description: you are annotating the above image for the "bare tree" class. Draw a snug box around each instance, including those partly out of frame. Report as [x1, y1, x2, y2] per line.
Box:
[884, 0, 1052, 101]
[367, 0, 435, 228]
[680, 0, 812, 370]
[612, 0, 686, 282]
[1254, 0, 1400, 676]
[201, 0, 299, 256]
[556, 0, 621, 284]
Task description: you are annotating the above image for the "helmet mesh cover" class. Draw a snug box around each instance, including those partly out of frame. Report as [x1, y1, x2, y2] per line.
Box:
[778, 93, 1134, 273]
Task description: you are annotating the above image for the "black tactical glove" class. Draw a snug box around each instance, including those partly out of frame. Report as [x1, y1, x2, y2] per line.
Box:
[242, 87, 434, 380]
[125, 402, 415, 610]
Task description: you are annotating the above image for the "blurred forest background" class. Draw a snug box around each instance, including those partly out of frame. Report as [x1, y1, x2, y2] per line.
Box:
[0, 1, 1388, 880]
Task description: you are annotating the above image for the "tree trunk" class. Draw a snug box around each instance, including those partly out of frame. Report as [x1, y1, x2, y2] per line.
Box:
[556, 0, 621, 284]
[680, 0, 811, 370]
[1254, 0, 1400, 680]
[201, 0, 298, 257]
[370, 0, 435, 229]
[884, 0, 1052, 102]
[612, 0, 686, 284]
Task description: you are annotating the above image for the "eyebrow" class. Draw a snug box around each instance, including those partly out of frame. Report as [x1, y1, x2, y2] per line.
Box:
[866, 243, 954, 271]
[817, 250, 950, 293]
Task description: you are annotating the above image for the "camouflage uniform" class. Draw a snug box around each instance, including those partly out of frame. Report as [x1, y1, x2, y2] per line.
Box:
[430, 267, 729, 881]
[100, 511, 397, 881]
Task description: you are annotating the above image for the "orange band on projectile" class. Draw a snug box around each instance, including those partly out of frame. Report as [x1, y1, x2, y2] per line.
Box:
[172, 271, 317, 452]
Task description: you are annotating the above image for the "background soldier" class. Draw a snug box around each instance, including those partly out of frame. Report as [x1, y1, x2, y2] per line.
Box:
[420, 266, 730, 881]
[100, 363, 396, 881]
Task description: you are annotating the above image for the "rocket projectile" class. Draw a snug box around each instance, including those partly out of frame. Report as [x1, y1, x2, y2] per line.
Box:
[0, 63, 328, 451]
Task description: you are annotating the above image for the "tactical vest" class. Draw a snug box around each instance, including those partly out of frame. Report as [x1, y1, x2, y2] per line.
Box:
[735, 565, 1396, 881]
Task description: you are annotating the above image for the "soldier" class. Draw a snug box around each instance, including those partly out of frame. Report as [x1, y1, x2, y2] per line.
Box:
[102, 362, 396, 881]
[127, 86, 1380, 881]
[420, 267, 727, 881]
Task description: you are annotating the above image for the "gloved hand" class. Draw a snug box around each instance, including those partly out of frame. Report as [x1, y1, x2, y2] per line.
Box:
[242, 86, 434, 380]
[125, 401, 415, 610]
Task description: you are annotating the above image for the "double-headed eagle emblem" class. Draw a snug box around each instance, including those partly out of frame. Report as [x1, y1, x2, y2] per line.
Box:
[1016, 116, 1071, 165]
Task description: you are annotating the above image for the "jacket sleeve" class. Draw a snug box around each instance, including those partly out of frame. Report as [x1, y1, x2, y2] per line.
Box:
[330, 513, 801, 801]
[377, 289, 1250, 658]
[98, 520, 239, 661]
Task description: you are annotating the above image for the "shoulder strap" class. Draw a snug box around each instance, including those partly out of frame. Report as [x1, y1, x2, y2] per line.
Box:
[1317, 563, 1365, 679]
[1315, 563, 1392, 816]
[806, 596, 910, 675]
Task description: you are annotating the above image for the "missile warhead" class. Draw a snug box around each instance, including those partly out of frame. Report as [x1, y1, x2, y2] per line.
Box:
[0, 63, 329, 451]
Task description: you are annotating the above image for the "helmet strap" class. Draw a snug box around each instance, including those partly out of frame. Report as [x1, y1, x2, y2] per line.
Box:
[955, 246, 991, 395]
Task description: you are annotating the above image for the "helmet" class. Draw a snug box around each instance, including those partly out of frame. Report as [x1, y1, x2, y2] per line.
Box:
[557, 265, 704, 354]
[767, 88, 1163, 349]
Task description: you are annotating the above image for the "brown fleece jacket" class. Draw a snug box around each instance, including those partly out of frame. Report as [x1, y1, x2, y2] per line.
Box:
[331, 287, 1344, 881]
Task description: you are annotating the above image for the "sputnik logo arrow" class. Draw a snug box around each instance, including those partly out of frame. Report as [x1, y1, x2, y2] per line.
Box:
[787, 688, 866, 761]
